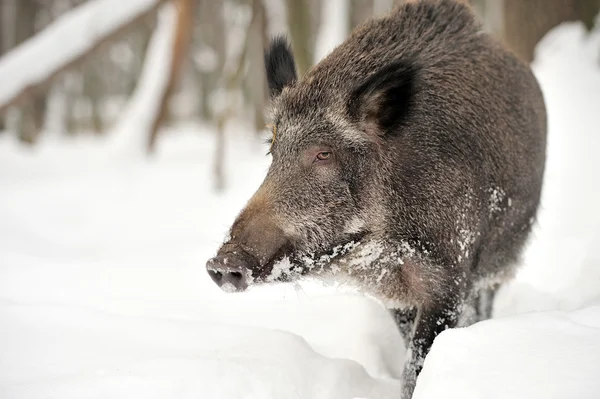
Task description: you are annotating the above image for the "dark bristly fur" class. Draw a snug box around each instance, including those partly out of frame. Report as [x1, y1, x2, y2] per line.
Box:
[263, 35, 297, 97]
[348, 60, 418, 136]
[207, 1, 547, 398]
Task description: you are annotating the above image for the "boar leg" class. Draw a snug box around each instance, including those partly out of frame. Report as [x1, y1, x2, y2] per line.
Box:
[390, 307, 417, 349]
[401, 298, 461, 399]
[474, 283, 499, 322]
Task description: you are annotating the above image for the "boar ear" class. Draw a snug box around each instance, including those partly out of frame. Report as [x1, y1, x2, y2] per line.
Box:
[348, 61, 417, 138]
[264, 36, 297, 97]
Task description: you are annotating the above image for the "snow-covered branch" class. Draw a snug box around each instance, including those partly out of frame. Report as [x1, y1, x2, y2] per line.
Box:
[0, 0, 167, 115]
[108, 3, 177, 155]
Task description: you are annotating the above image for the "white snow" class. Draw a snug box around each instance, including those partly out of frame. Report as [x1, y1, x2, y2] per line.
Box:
[413, 306, 600, 399]
[1, 20, 600, 399]
[0, 124, 405, 398]
[0, 0, 163, 111]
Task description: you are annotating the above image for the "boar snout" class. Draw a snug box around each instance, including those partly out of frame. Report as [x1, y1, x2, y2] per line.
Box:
[206, 252, 249, 292]
[207, 186, 292, 291]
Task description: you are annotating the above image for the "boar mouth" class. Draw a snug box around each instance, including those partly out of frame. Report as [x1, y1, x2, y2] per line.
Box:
[206, 241, 294, 291]
[261, 232, 368, 283]
[207, 232, 367, 291]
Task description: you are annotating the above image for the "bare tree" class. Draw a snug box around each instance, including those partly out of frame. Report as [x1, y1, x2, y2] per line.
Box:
[0, 0, 168, 117]
[193, 0, 226, 122]
[82, 56, 105, 134]
[504, 0, 600, 63]
[129, 15, 157, 95]
[0, 1, 8, 131]
[246, 0, 269, 132]
[472, 0, 504, 37]
[147, 0, 195, 152]
[285, 0, 314, 75]
[14, 0, 46, 143]
[349, 0, 374, 30]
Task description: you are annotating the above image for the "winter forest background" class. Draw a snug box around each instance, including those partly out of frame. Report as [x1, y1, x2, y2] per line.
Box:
[1, 1, 600, 398]
[1, 0, 598, 168]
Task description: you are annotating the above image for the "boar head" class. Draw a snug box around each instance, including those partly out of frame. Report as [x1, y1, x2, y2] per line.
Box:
[206, 37, 417, 291]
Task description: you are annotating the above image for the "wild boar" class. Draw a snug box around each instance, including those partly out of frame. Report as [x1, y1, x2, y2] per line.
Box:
[206, 0, 546, 397]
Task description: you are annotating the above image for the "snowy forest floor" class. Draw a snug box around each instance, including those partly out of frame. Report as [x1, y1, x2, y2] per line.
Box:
[1, 23, 600, 399]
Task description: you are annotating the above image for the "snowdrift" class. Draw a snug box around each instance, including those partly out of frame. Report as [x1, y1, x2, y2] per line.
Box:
[414, 306, 600, 399]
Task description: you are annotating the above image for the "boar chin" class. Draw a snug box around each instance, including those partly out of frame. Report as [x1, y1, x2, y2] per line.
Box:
[257, 232, 367, 285]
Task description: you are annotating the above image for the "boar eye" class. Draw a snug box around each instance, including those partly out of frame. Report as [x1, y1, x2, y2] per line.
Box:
[315, 151, 332, 162]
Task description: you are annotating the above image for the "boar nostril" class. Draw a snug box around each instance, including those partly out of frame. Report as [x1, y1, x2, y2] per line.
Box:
[208, 269, 223, 282]
[229, 271, 243, 280]
[206, 256, 248, 292]
[218, 269, 248, 292]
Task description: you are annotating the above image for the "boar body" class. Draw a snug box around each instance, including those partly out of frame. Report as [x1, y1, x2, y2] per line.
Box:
[207, 1, 546, 397]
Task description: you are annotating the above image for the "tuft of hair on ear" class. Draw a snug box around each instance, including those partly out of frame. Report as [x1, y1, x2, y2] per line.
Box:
[348, 60, 418, 139]
[264, 36, 298, 98]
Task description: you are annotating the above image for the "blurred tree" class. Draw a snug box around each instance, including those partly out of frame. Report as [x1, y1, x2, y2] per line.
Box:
[470, 0, 503, 37]
[286, 0, 313, 75]
[193, 0, 227, 190]
[245, 0, 269, 132]
[0, 0, 169, 128]
[0, 1, 7, 132]
[193, 0, 226, 122]
[504, 0, 600, 63]
[60, 4, 157, 134]
[128, 15, 157, 95]
[214, 104, 227, 192]
[349, 0, 374, 30]
[147, 0, 195, 152]
[14, 0, 47, 144]
[82, 56, 105, 134]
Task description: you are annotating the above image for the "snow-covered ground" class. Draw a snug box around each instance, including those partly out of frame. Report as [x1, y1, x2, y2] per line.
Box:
[1, 22, 600, 399]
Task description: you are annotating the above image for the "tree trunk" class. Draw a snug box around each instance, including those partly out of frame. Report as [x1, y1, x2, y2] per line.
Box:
[285, 0, 313, 75]
[481, 0, 505, 37]
[247, 0, 269, 133]
[503, 0, 600, 63]
[0, 2, 6, 131]
[213, 113, 227, 192]
[147, 0, 195, 153]
[14, 0, 46, 144]
[129, 15, 157, 95]
[349, 0, 374, 30]
[194, 0, 226, 121]
[82, 58, 105, 134]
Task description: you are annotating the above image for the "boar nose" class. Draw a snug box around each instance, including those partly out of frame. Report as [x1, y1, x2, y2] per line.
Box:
[206, 254, 248, 292]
